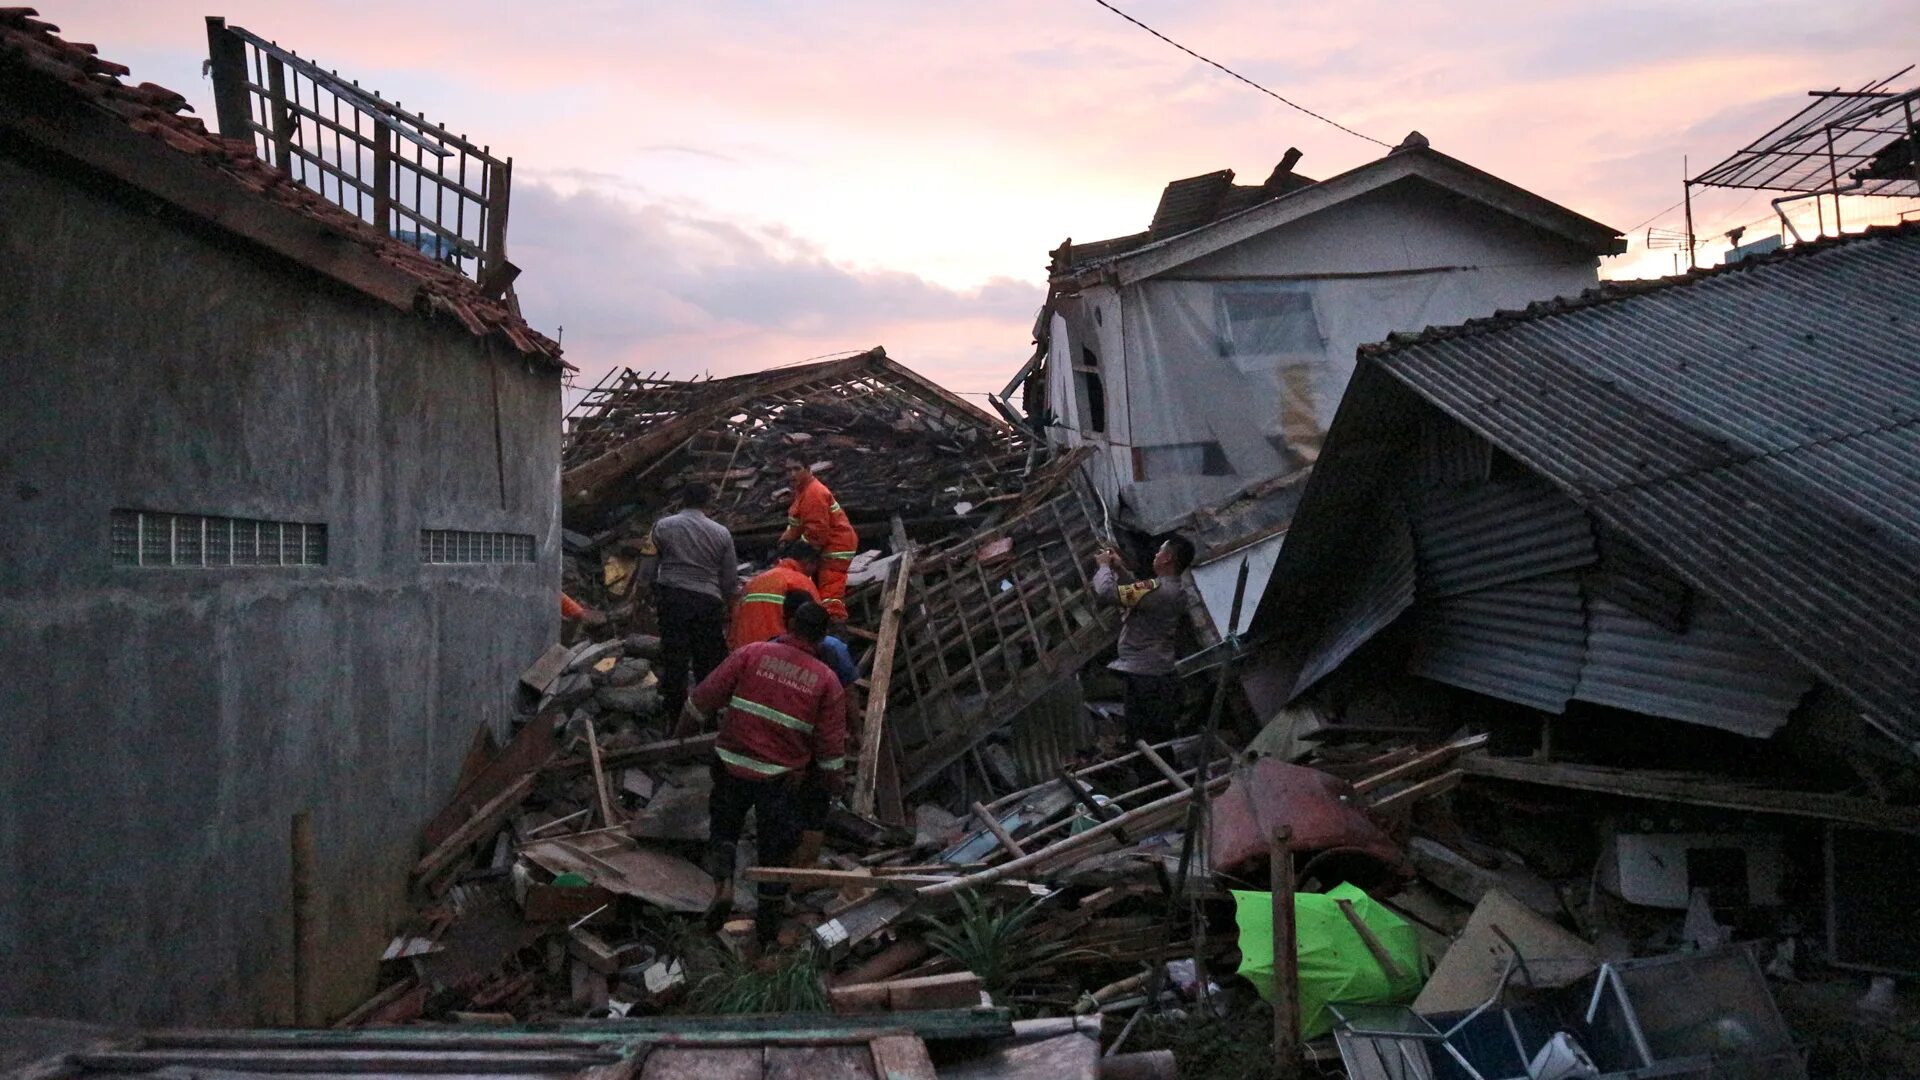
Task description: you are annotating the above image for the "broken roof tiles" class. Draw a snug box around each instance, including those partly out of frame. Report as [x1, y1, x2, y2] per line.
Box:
[0, 9, 562, 364]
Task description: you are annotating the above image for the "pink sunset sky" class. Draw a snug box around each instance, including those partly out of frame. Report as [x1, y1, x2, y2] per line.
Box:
[46, 2, 1920, 401]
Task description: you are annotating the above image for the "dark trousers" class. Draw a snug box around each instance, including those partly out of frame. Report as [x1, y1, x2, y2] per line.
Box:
[706, 766, 805, 910]
[657, 585, 728, 721]
[1124, 670, 1183, 741]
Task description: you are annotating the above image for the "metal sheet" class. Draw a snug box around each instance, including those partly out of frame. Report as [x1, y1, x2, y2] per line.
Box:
[1408, 574, 1585, 713]
[1288, 513, 1416, 700]
[1374, 226, 1920, 742]
[1416, 411, 1490, 488]
[1574, 598, 1814, 737]
[1192, 532, 1286, 639]
[1412, 481, 1596, 599]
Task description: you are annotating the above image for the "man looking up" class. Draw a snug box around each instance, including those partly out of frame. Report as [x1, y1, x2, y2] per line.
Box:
[728, 541, 821, 651]
[641, 482, 738, 726]
[777, 454, 859, 621]
[1093, 535, 1195, 751]
[685, 599, 847, 949]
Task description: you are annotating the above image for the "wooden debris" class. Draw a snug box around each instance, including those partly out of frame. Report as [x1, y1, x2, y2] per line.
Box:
[830, 972, 984, 1013]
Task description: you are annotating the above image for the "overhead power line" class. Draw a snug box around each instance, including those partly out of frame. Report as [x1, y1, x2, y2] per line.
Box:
[1087, 0, 1391, 149]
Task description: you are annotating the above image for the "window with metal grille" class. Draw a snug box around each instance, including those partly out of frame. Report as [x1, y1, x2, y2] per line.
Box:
[419, 529, 534, 565]
[111, 509, 327, 568]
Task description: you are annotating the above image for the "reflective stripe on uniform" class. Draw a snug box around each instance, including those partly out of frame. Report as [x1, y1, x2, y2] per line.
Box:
[729, 695, 814, 733]
[817, 756, 846, 771]
[786, 516, 803, 526]
[825, 551, 857, 561]
[828, 501, 842, 513]
[740, 593, 786, 604]
[715, 746, 790, 776]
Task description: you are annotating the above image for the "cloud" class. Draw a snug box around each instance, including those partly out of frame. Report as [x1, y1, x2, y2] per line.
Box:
[506, 182, 1040, 394]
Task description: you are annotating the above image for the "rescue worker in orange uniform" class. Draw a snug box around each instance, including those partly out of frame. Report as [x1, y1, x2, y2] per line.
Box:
[685, 600, 847, 948]
[777, 454, 859, 620]
[727, 541, 822, 651]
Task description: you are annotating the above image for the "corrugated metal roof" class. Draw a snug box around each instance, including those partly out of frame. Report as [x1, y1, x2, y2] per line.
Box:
[1288, 513, 1416, 699]
[1408, 573, 1586, 713]
[1369, 223, 1920, 745]
[1416, 411, 1491, 487]
[1575, 598, 1814, 737]
[1411, 480, 1596, 599]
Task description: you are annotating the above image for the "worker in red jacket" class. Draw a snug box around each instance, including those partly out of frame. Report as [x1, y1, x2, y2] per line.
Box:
[684, 599, 848, 947]
[728, 541, 822, 650]
[778, 454, 859, 621]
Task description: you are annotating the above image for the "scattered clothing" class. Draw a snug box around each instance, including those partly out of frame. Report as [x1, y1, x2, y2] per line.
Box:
[559, 592, 587, 621]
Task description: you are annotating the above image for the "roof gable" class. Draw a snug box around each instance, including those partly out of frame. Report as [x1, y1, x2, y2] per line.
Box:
[1059, 142, 1623, 286]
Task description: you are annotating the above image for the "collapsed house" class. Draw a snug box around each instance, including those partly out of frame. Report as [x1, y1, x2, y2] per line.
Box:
[1013, 136, 1625, 537]
[559, 348, 1123, 815]
[0, 12, 561, 1025]
[1234, 222, 1920, 1072]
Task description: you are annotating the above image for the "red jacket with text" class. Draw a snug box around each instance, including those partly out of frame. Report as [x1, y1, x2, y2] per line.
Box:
[690, 635, 848, 782]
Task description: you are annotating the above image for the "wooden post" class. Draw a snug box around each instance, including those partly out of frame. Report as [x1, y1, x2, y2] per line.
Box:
[482, 157, 512, 278]
[291, 811, 319, 1026]
[263, 56, 296, 177]
[370, 121, 393, 236]
[1270, 826, 1299, 1069]
[585, 720, 617, 828]
[854, 547, 914, 816]
[202, 18, 253, 142]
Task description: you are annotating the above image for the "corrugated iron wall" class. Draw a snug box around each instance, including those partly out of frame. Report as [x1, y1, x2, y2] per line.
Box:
[1388, 414, 1818, 734]
[1575, 598, 1815, 737]
[1410, 573, 1588, 713]
[1412, 481, 1597, 598]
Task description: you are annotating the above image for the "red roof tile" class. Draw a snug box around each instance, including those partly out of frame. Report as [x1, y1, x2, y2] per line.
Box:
[0, 9, 564, 366]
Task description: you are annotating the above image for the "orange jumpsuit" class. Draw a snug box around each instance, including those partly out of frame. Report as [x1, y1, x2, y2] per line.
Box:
[728, 559, 822, 651]
[779, 476, 858, 619]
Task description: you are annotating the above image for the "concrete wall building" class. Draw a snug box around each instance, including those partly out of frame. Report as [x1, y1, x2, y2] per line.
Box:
[0, 13, 565, 1024]
[1022, 135, 1624, 535]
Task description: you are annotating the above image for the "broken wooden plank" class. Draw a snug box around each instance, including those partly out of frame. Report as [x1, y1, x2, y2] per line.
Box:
[423, 713, 557, 851]
[1367, 769, 1463, 815]
[855, 546, 915, 817]
[830, 972, 984, 1014]
[920, 775, 1231, 898]
[1460, 752, 1920, 832]
[1351, 734, 1487, 796]
[415, 769, 544, 882]
[585, 719, 619, 828]
[331, 978, 418, 1029]
[745, 866, 1042, 899]
[555, 732, 716, 776]
[521, 833, 714, 913]
[521, 642, 574, 695]
[866, 1035, 938, 1080]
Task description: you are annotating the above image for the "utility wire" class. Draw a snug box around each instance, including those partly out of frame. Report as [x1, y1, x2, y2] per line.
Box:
[1088, 0, 1391, 149]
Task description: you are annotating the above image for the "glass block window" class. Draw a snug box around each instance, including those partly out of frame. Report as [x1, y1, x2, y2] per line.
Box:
[420, 529, 534, 564]
[111, 509, 326, 568]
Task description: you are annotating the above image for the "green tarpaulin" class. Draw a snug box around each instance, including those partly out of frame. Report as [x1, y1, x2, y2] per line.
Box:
[1232, 882, 1426, 1039]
